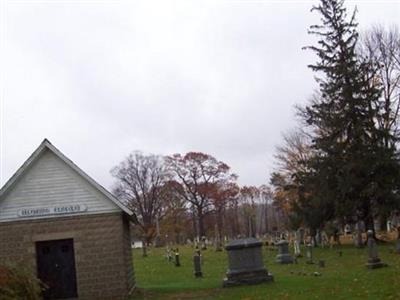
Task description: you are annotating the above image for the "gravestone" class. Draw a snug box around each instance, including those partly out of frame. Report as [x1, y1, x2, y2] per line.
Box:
[193, 253, 202, 277]
[174, 249, 180, 267]
[387, 220, 392, 232]
[321, 231, 329, 248]
[344, 224, 351, 236]
[306, 244, 314, 264]
[223, 238, 273, 287]
[166, 247, 172, 262]
[276, 240, 294, 264]
[397, 227, 400, 254]
[366, 230, 387, 269]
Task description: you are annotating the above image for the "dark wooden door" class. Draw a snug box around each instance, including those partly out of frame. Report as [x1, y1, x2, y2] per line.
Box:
[36, 239, 78, 299]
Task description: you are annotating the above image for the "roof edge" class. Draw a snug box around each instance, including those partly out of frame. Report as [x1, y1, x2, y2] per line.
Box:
[0, 139, 133, 216]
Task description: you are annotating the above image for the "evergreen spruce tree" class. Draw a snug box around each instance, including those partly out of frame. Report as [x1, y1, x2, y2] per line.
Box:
[301, 0, 400, 234]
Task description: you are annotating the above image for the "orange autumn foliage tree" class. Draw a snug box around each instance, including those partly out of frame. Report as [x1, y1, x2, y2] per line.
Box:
[166, 152, 237, 238]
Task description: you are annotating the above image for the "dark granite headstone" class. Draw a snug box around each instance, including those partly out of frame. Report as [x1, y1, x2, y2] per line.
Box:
[366, 230, 387, 269]
[175, 249, 180, 267]
[193, 254, 202, 277]
[223, 238, 273, 287]
[396, 227, 400, 254]
[275, 240, 293, 264]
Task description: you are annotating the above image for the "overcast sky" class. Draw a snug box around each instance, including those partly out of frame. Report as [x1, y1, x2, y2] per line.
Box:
[1, 0, 399, 190]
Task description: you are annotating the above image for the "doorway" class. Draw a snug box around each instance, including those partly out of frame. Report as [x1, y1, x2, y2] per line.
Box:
[36, 239, 78, 299]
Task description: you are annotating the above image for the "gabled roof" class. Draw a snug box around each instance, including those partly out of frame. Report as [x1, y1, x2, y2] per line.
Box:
[0, 139, 133, 216]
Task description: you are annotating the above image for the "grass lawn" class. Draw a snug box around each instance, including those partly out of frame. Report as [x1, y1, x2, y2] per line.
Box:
[130, 243, 400, 300]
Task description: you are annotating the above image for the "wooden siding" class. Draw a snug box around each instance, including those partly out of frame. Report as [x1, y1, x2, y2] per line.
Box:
[0, 149, 120, 222]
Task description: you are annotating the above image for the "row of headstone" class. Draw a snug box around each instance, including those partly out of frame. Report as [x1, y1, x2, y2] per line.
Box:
[275, 229, 393, 270]
[276, 240, 315, 265]
[166, 245, 205, 277]
[198, 225, 400, 256]
[168, 226, 398, 284]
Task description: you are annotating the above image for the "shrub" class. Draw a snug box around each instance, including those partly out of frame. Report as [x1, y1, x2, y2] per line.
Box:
[0, 264, 44, 300]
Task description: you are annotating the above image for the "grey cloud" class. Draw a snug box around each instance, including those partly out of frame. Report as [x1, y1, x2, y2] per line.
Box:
[2, 0, 399, 189]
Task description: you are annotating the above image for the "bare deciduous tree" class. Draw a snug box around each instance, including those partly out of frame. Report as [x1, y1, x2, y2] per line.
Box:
[270, 129, 313, 230]
[360, 25, 400, 144]
[111, 152, 171, 246]
[274, 130, 312, 177]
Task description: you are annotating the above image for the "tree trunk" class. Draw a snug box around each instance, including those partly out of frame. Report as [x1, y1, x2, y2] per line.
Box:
[251, 217, 256, 238]
[198, 207, 205, 238]
[192, 207, 197, 241]
[214, 222, 222, 251]
[216, 207, 224, 244]
[233, 202, 239, 237]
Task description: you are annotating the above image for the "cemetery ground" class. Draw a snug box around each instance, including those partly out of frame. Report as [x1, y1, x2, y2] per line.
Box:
[130, 242, 400, 300]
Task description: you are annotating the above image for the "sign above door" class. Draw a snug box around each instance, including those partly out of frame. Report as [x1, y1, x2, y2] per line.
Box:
[17, 204, 88, 218]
